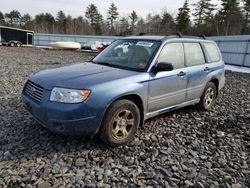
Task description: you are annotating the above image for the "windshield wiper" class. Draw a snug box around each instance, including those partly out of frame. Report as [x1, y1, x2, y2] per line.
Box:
[90, 60, 123, 69]
[89, 60, 97, 64]
[98, 62, 112, 66]
[89, 60, 110, 66]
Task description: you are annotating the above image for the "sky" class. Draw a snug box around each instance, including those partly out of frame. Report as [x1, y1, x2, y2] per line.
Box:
[1, 0, 220, 19]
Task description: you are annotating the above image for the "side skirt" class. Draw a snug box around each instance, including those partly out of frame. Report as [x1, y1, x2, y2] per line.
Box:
[145, 99, 200, 120]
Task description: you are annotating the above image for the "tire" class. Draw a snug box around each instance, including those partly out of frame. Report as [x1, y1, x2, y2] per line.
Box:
[98, 99, 140, 147]
[198, 82, 217, 111]
[16, 42, 22, 47]
[10, 42, 16, 47]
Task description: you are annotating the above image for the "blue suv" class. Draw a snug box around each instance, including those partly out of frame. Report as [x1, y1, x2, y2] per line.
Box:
[22, 34, 225, 146]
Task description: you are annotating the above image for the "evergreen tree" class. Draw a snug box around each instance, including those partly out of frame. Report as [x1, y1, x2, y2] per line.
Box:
[72, 16, 91, 35]
[150, 14, 162, 34]
[5, 10, 21, 26]
[218, 0, 243, 35]
[34, 13, 55, 33]
[176, 0, 191, 34]
[129, 10, 138, 34]
[107, 2, 119, 33]
[34, 13, 45, 31]
[45, 13, 55, 33]
[0, 11, 4, 25]
[241, 0, 250, 34]
[118, 17, 130, 36]
[145, 14, 153, 32]
[22, 14, 31, 23]
[85, 4, 103, 34]
[65, 15, 73, 34]
[161, 12, 176, 34]
[56, 10, 67, 34]
[192, 0, 216, 32]
[21, 13, 32, 29]
[135, 18, 145, 34]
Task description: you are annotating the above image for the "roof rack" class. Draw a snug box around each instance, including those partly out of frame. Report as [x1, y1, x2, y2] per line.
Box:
[138, 32, 147, 36]
[199, 35, 206, 39]
[136, 32, 207, 40]
[176, 32, 206, 39]
[176, 32, 183, 38]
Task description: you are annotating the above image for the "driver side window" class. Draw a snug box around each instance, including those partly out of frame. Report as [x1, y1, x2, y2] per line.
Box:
[157, 43, 185, 69]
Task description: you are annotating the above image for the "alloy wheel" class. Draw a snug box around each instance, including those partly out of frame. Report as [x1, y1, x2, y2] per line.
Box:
[111, 109, 135, 141]
[204, 87, 215, 108]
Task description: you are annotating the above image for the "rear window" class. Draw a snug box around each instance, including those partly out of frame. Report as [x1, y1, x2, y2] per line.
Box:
[204, 43, 220, 62]
[184, 43, 205, 66]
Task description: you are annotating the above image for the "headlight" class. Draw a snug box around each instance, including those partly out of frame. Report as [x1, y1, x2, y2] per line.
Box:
[50, 88, 90, 103]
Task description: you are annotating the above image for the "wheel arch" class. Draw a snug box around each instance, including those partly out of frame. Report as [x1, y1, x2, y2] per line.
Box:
[95, 93, 145, 136]
[16, 41, 22, 46]
[209, 78, 219, 97]
[8, 41, 16, 46]
[113, 94, 145, 127]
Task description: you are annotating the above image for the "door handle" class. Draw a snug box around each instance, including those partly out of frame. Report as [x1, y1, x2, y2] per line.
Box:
[177, 71, 186, 77]
[204, 67, 210, 72]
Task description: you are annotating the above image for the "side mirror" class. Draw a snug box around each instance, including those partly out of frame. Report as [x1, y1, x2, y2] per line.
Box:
[153, 62, 174, 73]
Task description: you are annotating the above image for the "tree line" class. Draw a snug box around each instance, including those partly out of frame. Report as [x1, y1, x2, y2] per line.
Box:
[0, 0, 249, 36]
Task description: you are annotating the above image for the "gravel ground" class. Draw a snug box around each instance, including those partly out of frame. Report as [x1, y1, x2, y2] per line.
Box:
[0, 46, 249, 188]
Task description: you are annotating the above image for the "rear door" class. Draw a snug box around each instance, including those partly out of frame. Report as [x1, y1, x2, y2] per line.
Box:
[27, 32, 33, 45]
[184, 42, 208, 101]
[148, 42, 187, 112]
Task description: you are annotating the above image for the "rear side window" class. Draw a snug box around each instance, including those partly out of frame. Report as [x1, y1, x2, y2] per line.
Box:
[157, 43, 184, 69]
[203, 43, 220, 62]
[184, 43, 205, 66]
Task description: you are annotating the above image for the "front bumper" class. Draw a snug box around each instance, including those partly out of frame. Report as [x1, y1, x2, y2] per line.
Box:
[22, 90, 100, 136]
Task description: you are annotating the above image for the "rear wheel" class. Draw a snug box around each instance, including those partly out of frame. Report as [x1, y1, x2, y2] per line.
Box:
[16, 42, 22, 47]
[198, 82, 217, 110]
[99, 99, 140, 147]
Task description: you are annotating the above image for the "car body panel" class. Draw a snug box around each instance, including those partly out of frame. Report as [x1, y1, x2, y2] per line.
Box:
[185, 64, 210, 101]
[30, 63, 140, 90]
[148, 69, 187, 112]
[23, 64, 150, 135]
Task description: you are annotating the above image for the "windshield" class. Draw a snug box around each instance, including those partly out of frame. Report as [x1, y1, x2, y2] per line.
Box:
[92, 39, 161, 71]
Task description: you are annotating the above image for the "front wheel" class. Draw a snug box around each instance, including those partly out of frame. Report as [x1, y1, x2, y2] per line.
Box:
[198, 82, 217, 110]
[98, 99, 140, 147]
[10, 42, 16, 47]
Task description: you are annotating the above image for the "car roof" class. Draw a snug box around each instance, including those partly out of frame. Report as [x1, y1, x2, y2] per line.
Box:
[125, 35, 166, 41]
[123, 35, 214, 43]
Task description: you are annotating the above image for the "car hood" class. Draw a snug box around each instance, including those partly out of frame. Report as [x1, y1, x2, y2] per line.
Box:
[29, 62, 141, 90]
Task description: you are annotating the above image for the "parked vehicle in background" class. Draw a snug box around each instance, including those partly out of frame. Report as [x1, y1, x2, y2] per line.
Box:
[97, 43, 110, 53]
[81, 41, 103, 52]
[0, 26, 34, 47]
[81, 41, 111, 52]
[48, 41, 81, 50]
[22, 33, 225, 147]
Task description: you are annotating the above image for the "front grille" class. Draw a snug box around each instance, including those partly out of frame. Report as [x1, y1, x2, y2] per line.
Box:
[24, 81, 44, 103]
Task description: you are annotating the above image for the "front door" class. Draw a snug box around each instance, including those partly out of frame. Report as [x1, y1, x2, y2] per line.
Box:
[148, 42, 187, 112]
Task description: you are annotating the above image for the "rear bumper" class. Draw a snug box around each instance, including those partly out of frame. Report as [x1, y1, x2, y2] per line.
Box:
[22, 91, 100, 136]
